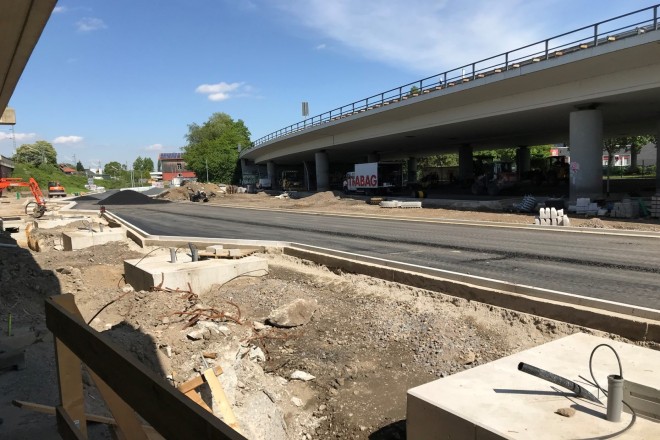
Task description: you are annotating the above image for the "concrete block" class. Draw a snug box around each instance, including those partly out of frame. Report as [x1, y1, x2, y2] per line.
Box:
[205, 245, 225, 254]
[124, 254, 268, 293]
[407, 333, 660, 439]
[62, 229, 126, 251]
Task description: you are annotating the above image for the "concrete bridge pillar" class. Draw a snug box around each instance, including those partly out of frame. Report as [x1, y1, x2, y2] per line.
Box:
[408, 157, 418, 184]
[267, 161, 276, 189]
[458, 145, 473, 181]
[656, 120, 660, 195]
[516, 146, 530, 177]
[569, 108, 603, 201]
[315, 151, 329, 191]
[367, 153, 380, 163]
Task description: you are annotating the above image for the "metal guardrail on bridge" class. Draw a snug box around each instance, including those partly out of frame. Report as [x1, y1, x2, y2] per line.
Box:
[247, 4, 659, 151]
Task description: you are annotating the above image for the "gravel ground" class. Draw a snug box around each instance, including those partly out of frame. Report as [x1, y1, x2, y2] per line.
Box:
[1, 192, 659, 439]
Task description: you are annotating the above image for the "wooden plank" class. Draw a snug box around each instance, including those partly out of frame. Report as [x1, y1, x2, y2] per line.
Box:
[13, 400, 163, 437]
[56, 405, 86, 440]
[52, 294, 88, 439]
[45, 295, 245, 440]
[178, 366, 223, 394]
[53, 295, 150, 440]
[203, 368, 241, 432]
[185, 389, 213, 413]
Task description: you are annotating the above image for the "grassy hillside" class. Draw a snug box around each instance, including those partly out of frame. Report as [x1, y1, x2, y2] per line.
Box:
[9, 163, 128, 195]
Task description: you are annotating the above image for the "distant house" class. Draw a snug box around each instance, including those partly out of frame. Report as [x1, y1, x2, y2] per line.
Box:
[158, 153, 196, 183]
[59, 164, 77, 174]
[602, 143, 657, 168]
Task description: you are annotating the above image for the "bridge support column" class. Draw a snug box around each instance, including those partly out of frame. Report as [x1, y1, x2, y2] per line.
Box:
[516, 146, 530, 177]
[408, 157, 418, 184]
[267, 161, 276, 189]
[315, 151, 329, 191]
[367, 153, 380, 163]
[458, 145, 473, 181]
[656, 120, 660, 195]
[569, 108, 603, 201]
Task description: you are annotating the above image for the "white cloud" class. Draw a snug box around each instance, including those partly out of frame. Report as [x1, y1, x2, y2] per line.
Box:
[53, 6, 67, 13]
[196, 82, 252, 101]
[0, 132, 36, 141]
[77, 17, 107, 32]
[145, 143, 164, 151]
[53, 135, 83, 144]
[315, 43, 327, 50]
[270, 0, 546, 74]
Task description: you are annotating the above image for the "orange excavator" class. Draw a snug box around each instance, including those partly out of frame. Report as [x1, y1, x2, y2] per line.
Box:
[0, 177, 47, 218]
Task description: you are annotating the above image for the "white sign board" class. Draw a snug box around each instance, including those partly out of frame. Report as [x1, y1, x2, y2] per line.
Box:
[349, 162, 378, 189]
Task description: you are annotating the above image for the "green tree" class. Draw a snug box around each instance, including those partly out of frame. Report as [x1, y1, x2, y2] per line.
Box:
[603, 137, 625, 173]
[76, 160, 85, 172]
[13, 140, 57, 166]
[132, 156, 154, 182]
[183, 112, 251, 183]
[408, 85, 421, 97]
[104, 161, 123, 178]
[624, 135, 655, 173]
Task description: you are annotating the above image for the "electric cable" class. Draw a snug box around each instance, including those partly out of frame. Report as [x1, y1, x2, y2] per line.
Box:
[587, 344, 637, 440]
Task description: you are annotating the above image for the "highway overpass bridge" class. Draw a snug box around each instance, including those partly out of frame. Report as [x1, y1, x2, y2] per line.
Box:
[240, 4, 660, 199]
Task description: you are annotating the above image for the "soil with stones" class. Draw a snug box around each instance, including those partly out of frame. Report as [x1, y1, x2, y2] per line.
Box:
[1, 193, 658, 439]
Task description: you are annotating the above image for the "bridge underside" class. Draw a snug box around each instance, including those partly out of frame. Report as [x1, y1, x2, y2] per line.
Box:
[242, 30, 660, 198]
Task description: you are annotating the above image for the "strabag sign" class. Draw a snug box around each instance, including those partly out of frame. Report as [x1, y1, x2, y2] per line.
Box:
[350, 162, 378, 188]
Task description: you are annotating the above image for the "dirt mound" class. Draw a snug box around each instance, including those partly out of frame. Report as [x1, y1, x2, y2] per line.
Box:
[98, 190, 168, 205]
[157, 182, 217, 201]
[290, 191, 342, 208]
[579, 218, 606, 229]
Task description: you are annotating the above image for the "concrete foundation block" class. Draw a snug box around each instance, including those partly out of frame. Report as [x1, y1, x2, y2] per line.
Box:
[62, 229, 126, 251]
[206, 245, 225, 254]
[124, 254, 268, 293]
[407, 333, 660, 439]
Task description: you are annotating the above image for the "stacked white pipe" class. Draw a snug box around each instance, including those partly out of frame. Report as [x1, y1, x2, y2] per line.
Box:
[534, 207, 570, 226]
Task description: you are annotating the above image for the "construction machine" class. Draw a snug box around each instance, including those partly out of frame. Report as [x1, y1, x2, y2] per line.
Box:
[471, 160, 518, 196]
[529, 155, 569, 186]
[0, 177, 48, 218]
[48, 181, 66, 197]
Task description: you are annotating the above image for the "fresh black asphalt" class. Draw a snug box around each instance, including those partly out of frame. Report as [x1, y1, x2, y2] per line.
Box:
[73, 197, 660, 311]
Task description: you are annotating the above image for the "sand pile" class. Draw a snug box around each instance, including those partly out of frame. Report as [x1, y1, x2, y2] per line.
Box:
[157, 182, 217, 201]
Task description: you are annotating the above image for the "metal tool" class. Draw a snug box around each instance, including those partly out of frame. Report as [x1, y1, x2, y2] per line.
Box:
[518, 362, 602, 404]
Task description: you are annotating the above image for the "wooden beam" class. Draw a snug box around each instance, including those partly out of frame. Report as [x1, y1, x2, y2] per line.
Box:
[54, 295, 149, 440]
[178, 366, 223, 395]
[45, 295, 245, 440]
[56, 405, 86, 440]
[52, 295, 88, 438]
[13, 400, 163, 438]
[203, 368, 241, 433]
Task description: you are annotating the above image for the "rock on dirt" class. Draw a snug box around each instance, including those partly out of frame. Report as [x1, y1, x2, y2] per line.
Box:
[268, 298, 318, 328]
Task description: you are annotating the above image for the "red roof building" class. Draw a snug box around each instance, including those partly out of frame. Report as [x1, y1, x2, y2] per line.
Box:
[158, 153, 197, 182]
[59, 164, 77, 174]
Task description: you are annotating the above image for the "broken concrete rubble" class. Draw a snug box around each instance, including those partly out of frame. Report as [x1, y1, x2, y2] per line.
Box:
[267, 298, 318, 328]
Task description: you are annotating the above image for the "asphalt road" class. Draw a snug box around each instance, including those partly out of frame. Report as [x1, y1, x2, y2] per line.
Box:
[89, 200, 660, 311]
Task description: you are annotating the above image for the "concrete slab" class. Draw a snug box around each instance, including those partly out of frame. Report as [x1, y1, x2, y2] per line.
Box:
[62, 229, 126, 251]
[407, 333, 660, 440]
[123, 253, 268, 293]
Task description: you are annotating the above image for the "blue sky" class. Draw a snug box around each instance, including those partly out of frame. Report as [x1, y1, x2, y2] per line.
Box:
[1, 0, 658, 169]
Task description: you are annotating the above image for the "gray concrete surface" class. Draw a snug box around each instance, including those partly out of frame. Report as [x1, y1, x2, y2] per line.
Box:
[407, 333, 660, 439]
